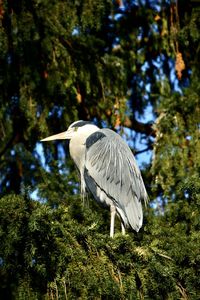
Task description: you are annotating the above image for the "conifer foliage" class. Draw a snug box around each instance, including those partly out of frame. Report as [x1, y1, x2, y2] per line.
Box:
[0, 0, 200, 299]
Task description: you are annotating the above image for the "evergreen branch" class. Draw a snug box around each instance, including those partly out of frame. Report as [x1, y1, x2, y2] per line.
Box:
[151, 248, 174, 261]
[176, 282, 188, 300]
[156, 252, 174, 261]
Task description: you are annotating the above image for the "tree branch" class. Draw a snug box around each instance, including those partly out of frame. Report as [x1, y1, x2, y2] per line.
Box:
[134, 145, 153, 155]
[124, 116, 155, 137]
[0, 135, 16, 159]
[0, 132, 22, 159]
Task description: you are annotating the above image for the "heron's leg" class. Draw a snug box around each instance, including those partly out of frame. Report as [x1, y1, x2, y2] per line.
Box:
[110, 204, 116, 238]
[121, 222, 126, 235]
[80, 173, 87, 204]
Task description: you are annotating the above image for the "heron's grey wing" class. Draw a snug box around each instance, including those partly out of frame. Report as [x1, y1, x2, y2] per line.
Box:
[84, 128, 148, 231]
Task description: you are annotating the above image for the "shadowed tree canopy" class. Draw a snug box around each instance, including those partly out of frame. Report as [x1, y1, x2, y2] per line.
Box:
[0, 0, 200, 299]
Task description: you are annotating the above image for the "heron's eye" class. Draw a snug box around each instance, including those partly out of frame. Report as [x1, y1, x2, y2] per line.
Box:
[74, 127, 78, 132]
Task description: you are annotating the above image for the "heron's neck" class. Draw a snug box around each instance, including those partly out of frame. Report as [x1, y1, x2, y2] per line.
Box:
[69, 126, 99, 171]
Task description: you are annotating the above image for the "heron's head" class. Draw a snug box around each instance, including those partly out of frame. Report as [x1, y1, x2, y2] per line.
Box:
[40, 120, 99, 142]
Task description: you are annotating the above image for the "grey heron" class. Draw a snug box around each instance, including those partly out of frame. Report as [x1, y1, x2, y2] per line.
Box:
[41, 120, 148, 237]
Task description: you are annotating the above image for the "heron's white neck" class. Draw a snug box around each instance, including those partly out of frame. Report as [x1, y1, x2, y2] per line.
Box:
[69, 125, 99, 171]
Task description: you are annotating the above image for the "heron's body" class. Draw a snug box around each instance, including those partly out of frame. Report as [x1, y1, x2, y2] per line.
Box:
[41, 120, 148, 237]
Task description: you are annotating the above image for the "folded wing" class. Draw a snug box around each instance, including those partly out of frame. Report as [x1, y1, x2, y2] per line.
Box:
[84, 128, 148, 231]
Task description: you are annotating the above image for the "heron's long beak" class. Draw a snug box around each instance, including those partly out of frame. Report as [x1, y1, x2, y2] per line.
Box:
[40, 129, 73, 142]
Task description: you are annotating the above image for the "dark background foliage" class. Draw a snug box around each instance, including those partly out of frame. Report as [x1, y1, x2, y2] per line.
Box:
[0, 0, 200, 299]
